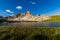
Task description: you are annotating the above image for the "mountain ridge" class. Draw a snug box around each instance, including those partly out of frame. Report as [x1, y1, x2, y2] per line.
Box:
[6, 11, 50, 21]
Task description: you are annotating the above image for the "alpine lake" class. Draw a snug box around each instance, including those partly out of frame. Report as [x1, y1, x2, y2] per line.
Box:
[0, 22, 60, 28]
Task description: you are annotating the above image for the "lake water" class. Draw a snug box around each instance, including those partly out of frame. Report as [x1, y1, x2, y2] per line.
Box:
[0, 22, 60, 28]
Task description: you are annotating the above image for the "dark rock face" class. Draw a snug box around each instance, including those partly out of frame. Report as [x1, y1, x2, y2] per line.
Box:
[6, 16, 14, 19]
[6, 14, 21, 19]
[15, 14, 21, 17]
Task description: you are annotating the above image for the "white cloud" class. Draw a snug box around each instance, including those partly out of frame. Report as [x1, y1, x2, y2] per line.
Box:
[6, 10, 11, 12]
[32, 2, 36, 4]
[16, 6, 22, 10]
[5, 10, 14, 13]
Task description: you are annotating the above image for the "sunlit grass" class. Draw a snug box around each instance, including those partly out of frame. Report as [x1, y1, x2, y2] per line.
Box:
[42, 15, 60, 22]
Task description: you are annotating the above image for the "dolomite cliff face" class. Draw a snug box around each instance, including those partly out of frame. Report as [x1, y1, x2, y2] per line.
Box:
[6, 11, 50, 21]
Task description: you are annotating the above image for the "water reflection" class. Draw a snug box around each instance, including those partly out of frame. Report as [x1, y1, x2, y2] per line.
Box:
[0, 22, 60, 27]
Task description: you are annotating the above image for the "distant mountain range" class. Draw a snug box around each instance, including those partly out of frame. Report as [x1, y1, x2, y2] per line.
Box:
[5, 11, 50, 21]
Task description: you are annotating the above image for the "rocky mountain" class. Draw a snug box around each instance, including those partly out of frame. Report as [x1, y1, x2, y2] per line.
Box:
[6, 11, 50, 21]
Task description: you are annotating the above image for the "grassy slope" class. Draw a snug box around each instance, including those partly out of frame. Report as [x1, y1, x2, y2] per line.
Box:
[0, 27, 60, 40]
[42, 15, 60, 22]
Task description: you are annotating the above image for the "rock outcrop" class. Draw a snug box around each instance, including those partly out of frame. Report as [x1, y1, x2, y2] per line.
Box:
[6, 11, 50, 21]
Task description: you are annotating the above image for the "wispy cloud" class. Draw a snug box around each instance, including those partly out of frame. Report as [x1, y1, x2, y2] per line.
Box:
[31, 2, 36, 4]
[6, 10, 11, 12]
[16, 6, 22, 10]
[5, 10, 14, 16]
[5, 10, 14, 13]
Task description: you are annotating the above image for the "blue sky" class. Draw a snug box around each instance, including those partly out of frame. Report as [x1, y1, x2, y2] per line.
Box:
[0, 0, 60, 17]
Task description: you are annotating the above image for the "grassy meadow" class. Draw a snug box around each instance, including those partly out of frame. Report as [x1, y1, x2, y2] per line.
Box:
[42, 15, 60, 22]
[0, 27, 60, 40]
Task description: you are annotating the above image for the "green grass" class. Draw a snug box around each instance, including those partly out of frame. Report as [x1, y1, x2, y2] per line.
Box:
[42, 15, 60, 22]
[0, 27, 60, 40]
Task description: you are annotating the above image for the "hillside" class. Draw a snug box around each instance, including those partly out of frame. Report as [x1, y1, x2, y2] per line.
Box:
[42, 15, 60, 22]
